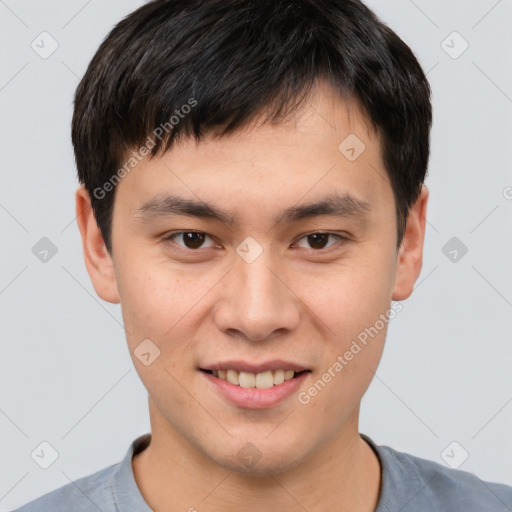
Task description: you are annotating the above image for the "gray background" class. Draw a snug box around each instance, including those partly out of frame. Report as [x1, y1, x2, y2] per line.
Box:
[1, 0, 511, 509]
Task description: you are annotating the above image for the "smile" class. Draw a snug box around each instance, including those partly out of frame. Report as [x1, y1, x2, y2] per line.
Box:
[201, 368, 309, 388]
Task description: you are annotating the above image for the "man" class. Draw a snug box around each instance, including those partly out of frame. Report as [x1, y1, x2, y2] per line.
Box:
[13, 0, 512, 510]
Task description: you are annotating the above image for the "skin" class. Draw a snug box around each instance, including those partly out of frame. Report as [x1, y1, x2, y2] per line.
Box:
[76, 80, 428, 512]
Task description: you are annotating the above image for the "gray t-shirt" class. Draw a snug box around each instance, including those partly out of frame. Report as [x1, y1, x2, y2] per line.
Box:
[11, 433, 512, 511]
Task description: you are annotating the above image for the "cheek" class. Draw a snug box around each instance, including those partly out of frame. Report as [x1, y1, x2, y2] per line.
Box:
[116, 260, 219, 393]
[117, 258, 197, 345]
[299, 251, 396, 402]
[305, 256, 395, 340]
[117, 267, 198, 407]
[298, 320, 389, 433]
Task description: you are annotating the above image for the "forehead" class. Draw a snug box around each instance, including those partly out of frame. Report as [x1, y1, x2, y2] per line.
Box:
[114, 82, 392, 225]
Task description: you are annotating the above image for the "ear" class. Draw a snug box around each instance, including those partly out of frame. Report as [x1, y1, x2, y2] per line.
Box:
[392, 185, 429, 301]
[75, 185, 120, 304]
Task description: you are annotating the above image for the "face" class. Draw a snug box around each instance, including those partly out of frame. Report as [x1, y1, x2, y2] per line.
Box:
[77, 81, 427, 476]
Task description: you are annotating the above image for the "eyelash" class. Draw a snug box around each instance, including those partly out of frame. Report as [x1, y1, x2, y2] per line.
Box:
[161, 231, 349, 252]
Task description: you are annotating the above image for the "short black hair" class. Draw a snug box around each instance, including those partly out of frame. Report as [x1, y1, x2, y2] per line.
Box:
[72, 0, 432, 255]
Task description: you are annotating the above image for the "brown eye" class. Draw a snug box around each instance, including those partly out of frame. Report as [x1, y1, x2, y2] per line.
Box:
[307, 233, 330, 249]
[294, 232, 345, 250]
[164, 231, 216, 250]
[182, 232, 206, 249]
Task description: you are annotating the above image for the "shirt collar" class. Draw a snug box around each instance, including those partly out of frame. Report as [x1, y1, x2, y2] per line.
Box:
[113, 432, 153, 511]
[361, 433, 428, 512]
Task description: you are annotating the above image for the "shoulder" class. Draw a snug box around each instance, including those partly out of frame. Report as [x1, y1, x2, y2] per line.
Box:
[9, 462, 120, 512]
[10, 433, 152, 512]
[370, 438, 512, 512]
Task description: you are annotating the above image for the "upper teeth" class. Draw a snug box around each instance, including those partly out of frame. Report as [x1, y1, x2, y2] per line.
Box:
[213, 369, 296, 388]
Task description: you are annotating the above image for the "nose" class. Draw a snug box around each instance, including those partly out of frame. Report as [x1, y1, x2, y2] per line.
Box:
[213, 247, 301, 342]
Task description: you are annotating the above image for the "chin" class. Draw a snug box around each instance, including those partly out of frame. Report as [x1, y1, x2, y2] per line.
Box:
[227, 453, 304, 478]
[206, 437, 309, 478]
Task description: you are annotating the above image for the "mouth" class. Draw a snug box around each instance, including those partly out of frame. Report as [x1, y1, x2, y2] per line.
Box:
[199, 366, 312, 409]
[199, 368, 311, 389]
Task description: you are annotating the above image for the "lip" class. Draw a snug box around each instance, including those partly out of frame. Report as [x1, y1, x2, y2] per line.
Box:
[199, 359, 310, 373]
[201, 369, 311, 409]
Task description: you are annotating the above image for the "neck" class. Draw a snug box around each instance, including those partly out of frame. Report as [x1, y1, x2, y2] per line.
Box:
[132, 400, 381, 512]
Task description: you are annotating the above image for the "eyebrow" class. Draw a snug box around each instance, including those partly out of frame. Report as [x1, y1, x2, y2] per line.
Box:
[134, 192, 372, 226]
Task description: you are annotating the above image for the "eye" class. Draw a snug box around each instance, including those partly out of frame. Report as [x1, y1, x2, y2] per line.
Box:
[163, 231, 218, 250]
[162, 231, 348, 252]
[292, 232, 347, 250]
